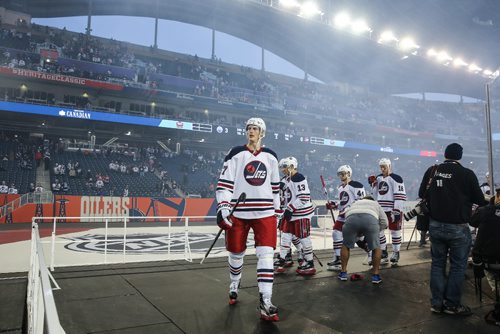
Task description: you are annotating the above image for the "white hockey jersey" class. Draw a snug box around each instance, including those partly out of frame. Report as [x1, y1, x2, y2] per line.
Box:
[283, 172, 315, 221]
[216, 145, 280, 219]
[336, 180, 365, 222]
[374, 173, 406, 212]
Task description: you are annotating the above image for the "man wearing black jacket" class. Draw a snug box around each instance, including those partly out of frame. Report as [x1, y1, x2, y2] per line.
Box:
[419, 143, 487, 316]
[470, 187, 500, 326]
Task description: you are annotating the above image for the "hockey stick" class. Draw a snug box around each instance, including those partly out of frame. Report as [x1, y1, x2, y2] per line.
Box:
[200, 192, 246, 264]
[313, 252, 324, 267]
[320, 175, 336, 222]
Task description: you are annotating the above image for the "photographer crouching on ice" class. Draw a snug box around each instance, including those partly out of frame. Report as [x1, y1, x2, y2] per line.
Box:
[418, 143, 487, 316]
[470, 185, 500, 326]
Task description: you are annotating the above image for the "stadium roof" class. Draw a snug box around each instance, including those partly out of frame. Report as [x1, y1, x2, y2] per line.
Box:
[3, 0, 499, 99]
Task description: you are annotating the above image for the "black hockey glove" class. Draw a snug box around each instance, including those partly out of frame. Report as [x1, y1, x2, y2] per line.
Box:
[284, 209, 293, 222]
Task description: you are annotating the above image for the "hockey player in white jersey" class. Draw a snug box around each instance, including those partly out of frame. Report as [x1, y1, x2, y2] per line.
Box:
[326, 165, 366, 270]
[369, 158, 407, 266]
[275, 157, 316, 275]
[216, 117, 281, 321]
[274, 158, 304, 273]
[274, 156, 315, 275]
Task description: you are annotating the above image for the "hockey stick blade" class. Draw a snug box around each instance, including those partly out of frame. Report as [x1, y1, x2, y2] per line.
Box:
[200, 192, 246, 264]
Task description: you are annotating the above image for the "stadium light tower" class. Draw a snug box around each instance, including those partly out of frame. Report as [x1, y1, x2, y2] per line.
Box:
[300, 2, 322, 18]
[351, 19, 372, 35]
[378, 30, 398, 44]
[398, 37, 419, 52]
[279, 0, 300, 8]
[333, 12, 351, 29]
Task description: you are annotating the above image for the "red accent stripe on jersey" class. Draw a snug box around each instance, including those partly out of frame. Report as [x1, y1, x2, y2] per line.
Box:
[217, 182, 234, 189]
[238, 203, 274, 207]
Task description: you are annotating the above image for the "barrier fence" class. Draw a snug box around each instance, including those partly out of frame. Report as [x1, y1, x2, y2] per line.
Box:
[27, 223, 65, 334]
[32, 209, 420, 271]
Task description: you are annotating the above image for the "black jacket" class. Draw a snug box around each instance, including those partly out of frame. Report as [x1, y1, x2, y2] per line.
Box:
[471, 203, 500, 263]
[418, 160, 487, 224]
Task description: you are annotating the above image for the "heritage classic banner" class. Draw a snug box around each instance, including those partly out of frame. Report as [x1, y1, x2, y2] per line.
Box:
[1, 195, 218, 224]
[0, 67, 124, 91]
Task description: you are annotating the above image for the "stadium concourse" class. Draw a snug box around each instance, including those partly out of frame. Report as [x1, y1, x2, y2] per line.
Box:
[0, 221, 499, 333]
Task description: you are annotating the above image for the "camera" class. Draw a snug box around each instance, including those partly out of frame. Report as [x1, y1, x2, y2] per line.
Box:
[403, 200, 429, 221]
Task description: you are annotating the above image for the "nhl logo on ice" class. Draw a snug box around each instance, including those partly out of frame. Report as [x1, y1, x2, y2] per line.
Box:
[378, 181, 389, 195]
[339, 191, 350, 206]
[244, 161, 267, 186]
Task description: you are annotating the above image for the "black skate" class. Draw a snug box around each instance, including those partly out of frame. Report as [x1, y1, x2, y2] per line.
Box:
[327, 256, 341, 271]
[390, 252, 400, 267]
[284, 250, 294, 267]
[229, 281, 239, 305]
[381, 249, 389, 265]
[259, 294, 279, 321]
[273, 257, 287, 274]
[296, 260, 316, 276]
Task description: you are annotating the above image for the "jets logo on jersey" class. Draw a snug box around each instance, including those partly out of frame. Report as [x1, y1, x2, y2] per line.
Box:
[244, 161, 267, 186]
[339, 191, 350, 206]
[378, 181, 389, 195]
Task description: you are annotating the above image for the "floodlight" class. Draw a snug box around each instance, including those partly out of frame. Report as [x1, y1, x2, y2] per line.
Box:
[452, 58, 468, 67]
[398, 37, 419, 51]
[426, 48, 437, 57]
[300, 2, 321, 18]
[436, 51, 452, 63]
[468, 63, 482, 72]
[351, 19, 371, 34]
[334, 12, 351, 29]
[279, 0, 300, 8]
[378, 30, 397, 43]
[483, 69, 493, 76]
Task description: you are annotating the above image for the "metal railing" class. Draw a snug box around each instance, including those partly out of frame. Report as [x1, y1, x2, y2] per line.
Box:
[0, 191, 54, 220]
[27, 223, 65, 334]
[32, 205, 420, 271]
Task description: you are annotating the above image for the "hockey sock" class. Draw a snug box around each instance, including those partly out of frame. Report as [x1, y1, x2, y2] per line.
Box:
[300, 237, 314, 262]
[379, 231, 387, 251]
[292, 235, 303, 258]
[391, 230, 401, 252]
[229, 251, 245, 283]
[256, 246, 274, 299]
[279, 232, 292, 259]
[333, 229, 343, 257]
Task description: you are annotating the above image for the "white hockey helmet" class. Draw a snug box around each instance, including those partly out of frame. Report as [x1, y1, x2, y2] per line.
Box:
[280, 156, 298, 170]
[246, 117, 266, 138]
[337, 165, 352, 177]
[378, 158, 391, 167]
[278, 158, 287, 169]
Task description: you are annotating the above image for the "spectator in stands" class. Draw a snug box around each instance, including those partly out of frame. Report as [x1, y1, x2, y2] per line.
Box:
[29, 182, 35, 193]
[35, 149, 42, 167]
[35, 184, 44, 192]
[0, 181, 7, 194]
[96, 178, 104, 190]
[43, 150, 51, 170]
[123, 185, 129, 197]
[7, 183, 17, 194]
[52, 179, 61, 192]
[62, 182, 69, 192]
[86, 169, 92, 180]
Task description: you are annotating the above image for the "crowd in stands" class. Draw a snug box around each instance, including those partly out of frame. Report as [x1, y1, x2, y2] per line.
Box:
[0, 22, 491, 152]
[0, 20, 496, 202]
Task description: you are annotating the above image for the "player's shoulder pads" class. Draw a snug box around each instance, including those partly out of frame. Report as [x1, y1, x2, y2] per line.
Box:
[224, 145, 246, 162]
[291, 173, 305, 183]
